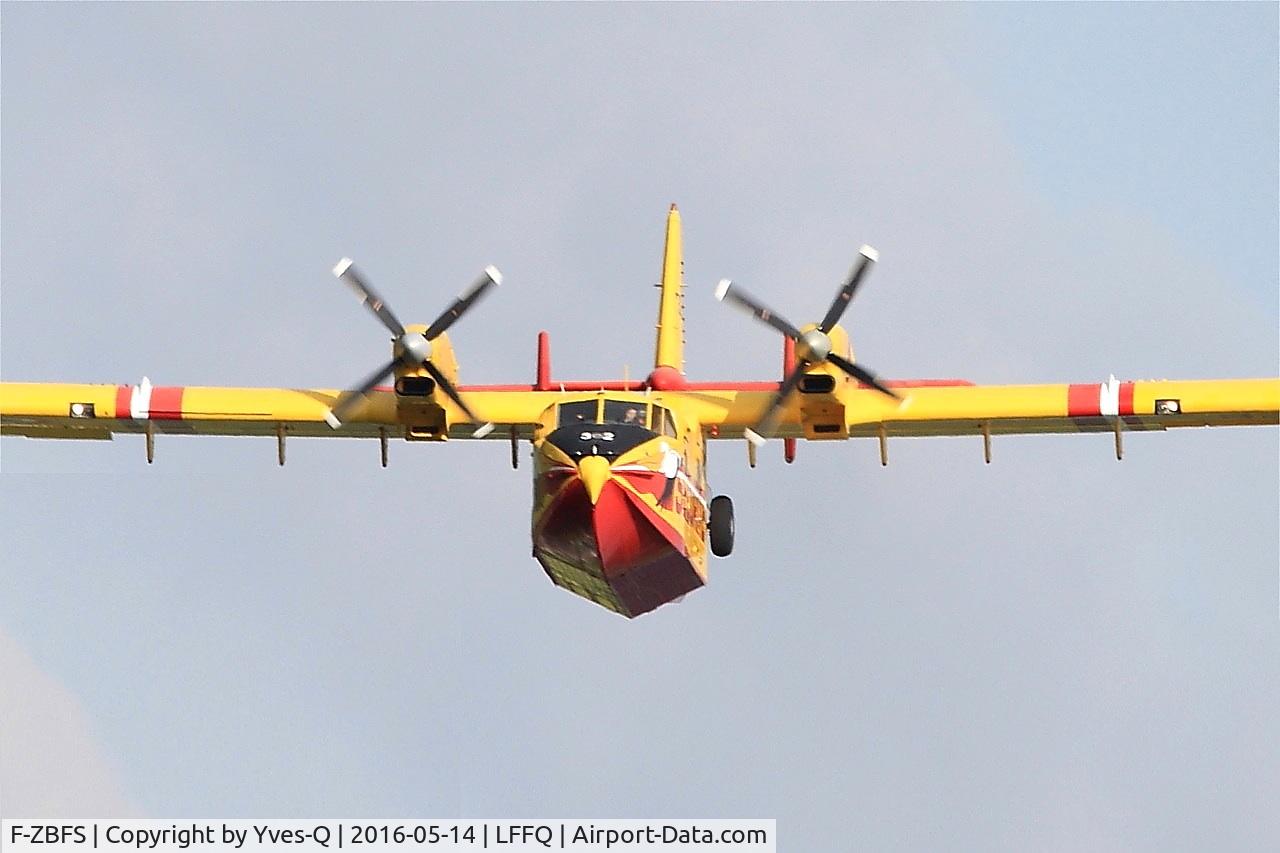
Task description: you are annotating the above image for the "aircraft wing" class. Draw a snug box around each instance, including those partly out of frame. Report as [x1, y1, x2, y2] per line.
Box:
[847, 377, 1279, 437]
[0, 381, 551, 442]
[4, 377, 1276, 461]
[688, 376, 1279, 446]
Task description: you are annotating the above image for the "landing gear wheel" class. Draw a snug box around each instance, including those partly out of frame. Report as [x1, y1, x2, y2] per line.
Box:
[709, 495, 735, 557]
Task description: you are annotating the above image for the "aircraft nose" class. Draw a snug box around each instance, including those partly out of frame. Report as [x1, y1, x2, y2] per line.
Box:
[577, 455, 612, 505]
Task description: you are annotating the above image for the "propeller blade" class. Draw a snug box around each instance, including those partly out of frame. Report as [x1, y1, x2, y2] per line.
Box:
[422, 360, 493, 437]
[818, 245, 878, 334]
[326, 356, 399, 429]
[333, 258, 406, 338]
[424, 266, 502, 341]
[715, 279, 803, 340]
[828, 352, 901, 400]
[744, 363, 808, 447]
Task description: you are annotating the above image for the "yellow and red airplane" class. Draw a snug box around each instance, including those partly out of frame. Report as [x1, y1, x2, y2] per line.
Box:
[3, 206, 1278, 617]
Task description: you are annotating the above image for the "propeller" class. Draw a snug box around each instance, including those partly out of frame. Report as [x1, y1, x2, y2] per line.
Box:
[326, 258, 501, 437]
[715, 245, 900, 446]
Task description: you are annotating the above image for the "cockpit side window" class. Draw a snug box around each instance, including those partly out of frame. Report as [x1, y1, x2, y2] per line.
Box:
[603, 400, 645, 426]
[558, 400, 599, 427]
[652, 406, 677, 437]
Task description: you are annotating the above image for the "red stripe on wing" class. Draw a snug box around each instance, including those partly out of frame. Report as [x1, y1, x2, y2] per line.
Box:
[149, 387, 184, 420]
[1119, 382, 1135, 417]
[1068, 383, 1100, 417]
[115, 385, 132, 419]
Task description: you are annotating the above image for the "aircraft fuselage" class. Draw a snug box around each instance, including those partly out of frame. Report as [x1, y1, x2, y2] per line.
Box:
[531, 394, 709, 617]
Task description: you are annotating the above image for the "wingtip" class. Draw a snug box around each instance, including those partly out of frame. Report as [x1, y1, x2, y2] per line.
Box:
[715, 279, 733, 302]
[333, 257, 353, 277]
[859, 245, 879, 263]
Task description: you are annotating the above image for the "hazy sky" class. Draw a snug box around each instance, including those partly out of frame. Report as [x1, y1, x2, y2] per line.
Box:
[2, 3, 1277, 849]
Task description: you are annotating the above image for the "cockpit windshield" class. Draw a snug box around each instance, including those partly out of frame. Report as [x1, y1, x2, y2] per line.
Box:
[549, 399, 659, 460]
[557, 400, 598, 428]
[603, 401, 645, 426]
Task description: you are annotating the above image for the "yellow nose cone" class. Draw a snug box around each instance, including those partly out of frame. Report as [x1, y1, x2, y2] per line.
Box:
[578, 455, 612, 505]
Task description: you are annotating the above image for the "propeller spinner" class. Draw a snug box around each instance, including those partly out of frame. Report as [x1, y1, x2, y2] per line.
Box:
[715, 245, 900, 446]
[326, 258, 500, 437]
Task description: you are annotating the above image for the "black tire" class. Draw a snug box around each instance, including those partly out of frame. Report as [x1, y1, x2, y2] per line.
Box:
[709, 495, 735, 557]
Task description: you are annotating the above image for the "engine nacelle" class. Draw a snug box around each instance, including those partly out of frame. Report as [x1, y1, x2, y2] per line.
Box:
[796, 323, 854, 440]
[395, 329, 462, 440]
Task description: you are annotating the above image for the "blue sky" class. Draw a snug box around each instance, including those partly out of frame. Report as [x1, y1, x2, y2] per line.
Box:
[2, 4, 1277, 848]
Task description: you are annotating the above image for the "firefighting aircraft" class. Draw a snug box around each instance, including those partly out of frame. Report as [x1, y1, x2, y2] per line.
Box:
[3, 206, 1278, 617]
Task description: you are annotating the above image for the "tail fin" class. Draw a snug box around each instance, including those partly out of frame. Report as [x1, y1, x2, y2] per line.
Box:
[653, 204, 685, 373]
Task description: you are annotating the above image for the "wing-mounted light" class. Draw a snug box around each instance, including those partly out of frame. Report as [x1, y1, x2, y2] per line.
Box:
[715, 245, 901, 447]
[326, 260, 500, 438]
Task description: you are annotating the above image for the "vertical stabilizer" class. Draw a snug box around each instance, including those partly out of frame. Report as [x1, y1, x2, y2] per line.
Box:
[653, 204, 685, 373]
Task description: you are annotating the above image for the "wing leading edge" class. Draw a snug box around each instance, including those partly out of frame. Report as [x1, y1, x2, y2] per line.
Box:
[4, 377, 1276, 443]
[0, 382, 552, 441]
[671, 376, 1278, 441]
